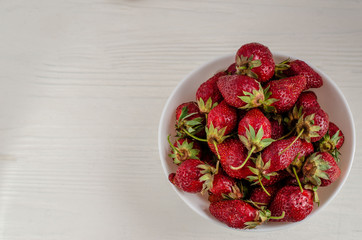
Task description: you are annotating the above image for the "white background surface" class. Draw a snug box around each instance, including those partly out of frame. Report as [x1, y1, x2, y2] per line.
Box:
[0, 0, 361, 239]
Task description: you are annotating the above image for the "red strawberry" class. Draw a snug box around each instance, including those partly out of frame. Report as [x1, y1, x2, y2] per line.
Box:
[303, 152, 341, 187]
[328, 122, 344, 149]
[168, 137, 202, 165]
[259, 170, 289, 187]
[269, 186, 314, 222]
[217, 75, 262, 108]
[296, 108, 329, 143]
[206, 101, 237, 153]
[218, 138, 254, 179]
[208, 173, 243, 202]
[296, 91, 321, 114]
[175, 102, 205, 137]
[284, 60, 323, 90]
[261, 137, 302, 173]
[270, 119, 285, 140]
[235, 42, 275, 82]
[318, 122, 344, 162]
[226, 63, 237, 75]
[196, 71, 226, 114]
[175, 159, 215, 193]
[233, 108, 274, 170]
[250, 184, 279, 206]
[264, 75, 307, 113]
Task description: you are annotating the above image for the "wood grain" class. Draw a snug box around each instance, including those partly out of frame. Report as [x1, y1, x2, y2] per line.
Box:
[0, 0, 361, 239]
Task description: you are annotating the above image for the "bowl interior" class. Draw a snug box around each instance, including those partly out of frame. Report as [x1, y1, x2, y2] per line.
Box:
[158, 53, 355, 231]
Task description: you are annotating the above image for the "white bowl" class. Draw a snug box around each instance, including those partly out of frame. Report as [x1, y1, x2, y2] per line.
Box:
[158, 53, 355, 231]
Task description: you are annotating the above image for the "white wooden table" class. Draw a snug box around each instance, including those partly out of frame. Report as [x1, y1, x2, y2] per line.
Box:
[0, 0, 361, 239]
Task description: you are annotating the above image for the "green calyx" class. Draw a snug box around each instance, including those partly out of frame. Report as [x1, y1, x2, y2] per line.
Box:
[304, 184, 320, 206]
[286, 153, 305, 176]
[231, 125, 274, 171]
[205, 122, 228, 145]
[295, 113, 321, 143]
[176, 106, 204, 138]
[274, 58, 291, 79]
[236, 54, 262, 79]
[198, 164, 217, 194]
[247, 154, 278, 196]
[238, 83, 278, 113]
[302, 153, 331, 186]
[318, 130, 342, 162]
[168, 137, 200, 165]
[221, 182, 244, 200]
[197, 97, 218, 114]
[284, 105, 303, 130]
[244, 207, 285, 229]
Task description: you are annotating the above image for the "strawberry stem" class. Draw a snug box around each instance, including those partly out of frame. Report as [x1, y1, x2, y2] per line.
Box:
[293, 166, 304, 193]
[279, 129, 304, 155]
[258, 175, 270, 196]
[167, 135, 182, 155]
[183, 130, 208, 142]
[230, 145, 256, 170]
[276, 127, 296, 141]
[213, 141, 221, 160]
[269, 211, 285, 220]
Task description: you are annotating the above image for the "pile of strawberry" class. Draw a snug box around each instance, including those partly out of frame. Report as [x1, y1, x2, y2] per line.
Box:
[167, 42, 344, 229]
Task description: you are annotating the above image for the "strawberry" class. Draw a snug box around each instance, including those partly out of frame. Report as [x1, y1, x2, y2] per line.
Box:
[216, 75, 262, 108]
[296, 108, 329, 143]
[206, 100, 237, 154]
[175, 102, 205, 137]
[209, 199, 285, 229]
[235, 42, 275, 82]
[264, 75, 307, 113]
[270, 119, 285, 139]
[208, 173, 243, 202]
[261, 136, 302, 173]
[250, 184, 279, 206]
[226, 63, 237, 75]
[269, 185, 314, 222]
[303, 152, 341, 187]
[218, 138, 254, 179]
[296, 91, 321, 114]
[284, 59, 323, 90]
[232, 108, 274, 170]
[168, 137, 202, 165]
[258, 170, 289, 187]
[318, 122, 344, 162]
[175, 159, 216, 193]
[196, 71, 226, 114]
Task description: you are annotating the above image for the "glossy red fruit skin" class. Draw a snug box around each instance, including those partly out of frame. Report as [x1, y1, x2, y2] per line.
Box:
[318, 152, 341, 186]
[218, 138, 254, 179]
[209, 200, 257, 229]
[236, 42, 275, 82]
[261, 137, 302, 173]
[300, 140, 314, 157]
[259, 170, 289, 187]
[209, 173, 235, 197]
[269, 186, 314, 222]
[250, 185, 279, 206]
[196, 72, 226, 112]
[176, 102, 202, 122]
[270, 119, 285, 140]
[238, 108, 272, 139]
[175, 159, 204, 193]
[285, 60, 323, 90]
[267, 75, 307, 113]
[207, 101, 237, 135]
[217, 75, 260, 108]
[175, 101, 205, 137]
[329, 122, 345, 149]
[296, 91, 321, 113]
[226, 63, 237, 75]
[308, 108, 329, 142]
